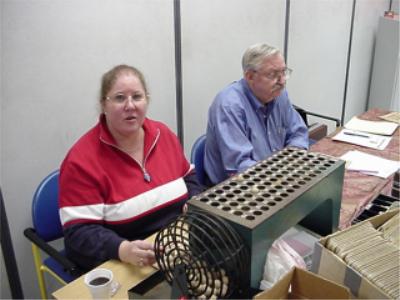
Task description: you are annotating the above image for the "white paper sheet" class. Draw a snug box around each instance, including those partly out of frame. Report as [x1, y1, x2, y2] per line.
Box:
[332, 129, 391, 150]
[344, 116, 398, 136]
[340, 150, 400, 178]
[379, 112, 400, 124]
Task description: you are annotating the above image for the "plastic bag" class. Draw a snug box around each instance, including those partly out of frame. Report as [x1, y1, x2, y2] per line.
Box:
[259, 238, 307, 290]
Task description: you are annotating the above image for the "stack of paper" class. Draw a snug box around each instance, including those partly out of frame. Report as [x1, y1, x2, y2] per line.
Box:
[340, 150, 400, 178]
[333, 129, 391, 150]
[345, 116, 398, 136]
[379, 112, 400, 124]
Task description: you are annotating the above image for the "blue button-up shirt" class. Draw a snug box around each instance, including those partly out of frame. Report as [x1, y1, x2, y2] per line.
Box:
[204, 79, 309, 184]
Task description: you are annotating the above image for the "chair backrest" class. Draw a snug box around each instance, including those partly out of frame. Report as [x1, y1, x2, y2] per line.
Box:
[190, 135, 207, 185]
[293, 105, 309, 127]
[32, 170, 63, 242]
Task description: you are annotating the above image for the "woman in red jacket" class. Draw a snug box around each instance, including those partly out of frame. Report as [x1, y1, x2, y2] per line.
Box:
[59, 65, 203, 271]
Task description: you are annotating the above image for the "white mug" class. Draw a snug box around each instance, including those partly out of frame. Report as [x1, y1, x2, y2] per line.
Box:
[84, 268, 116, 299]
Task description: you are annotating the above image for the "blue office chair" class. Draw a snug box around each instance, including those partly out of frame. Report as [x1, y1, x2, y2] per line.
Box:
[24, 170, 82, 299]
[190, 134, 208, 185]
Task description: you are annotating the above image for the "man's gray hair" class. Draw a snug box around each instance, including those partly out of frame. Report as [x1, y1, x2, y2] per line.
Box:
[241, 43, 281, 73]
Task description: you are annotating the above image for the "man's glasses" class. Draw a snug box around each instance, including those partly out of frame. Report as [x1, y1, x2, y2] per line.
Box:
[256, 67, 293, 81]
[106, 93, 146, 104]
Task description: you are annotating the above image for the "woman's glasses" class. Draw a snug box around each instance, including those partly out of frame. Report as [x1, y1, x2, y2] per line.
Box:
[106, 93, 146, 104]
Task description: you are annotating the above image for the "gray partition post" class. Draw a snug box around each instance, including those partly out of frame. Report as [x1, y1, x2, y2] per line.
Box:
[0, 188, 24, 299]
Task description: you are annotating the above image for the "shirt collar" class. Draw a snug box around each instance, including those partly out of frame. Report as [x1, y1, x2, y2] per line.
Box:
[240, 78, 275, 115]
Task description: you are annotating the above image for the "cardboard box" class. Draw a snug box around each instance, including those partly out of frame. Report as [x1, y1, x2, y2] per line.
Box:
[254, 267, 351, 299]
[311, 208, 399, 299]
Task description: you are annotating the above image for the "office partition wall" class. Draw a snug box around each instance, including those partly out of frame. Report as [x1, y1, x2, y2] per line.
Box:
[181, 0, 286, 155]
[368, 15, 400, 112]
[287, 0, 389, 131]
[344, 0, 390, 122]
[1, 1, 175, 298]
[286, 0, 353, 131]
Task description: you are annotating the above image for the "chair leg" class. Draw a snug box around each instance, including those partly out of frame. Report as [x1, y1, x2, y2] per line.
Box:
[41, 265, 68, 286]
[31, 244, 48, 299]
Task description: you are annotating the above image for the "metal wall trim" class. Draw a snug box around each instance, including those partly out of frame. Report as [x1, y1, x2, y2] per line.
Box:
[284, 0, 291, 63]
[341, 0, 357, 125]
[174, 0, 184, 145]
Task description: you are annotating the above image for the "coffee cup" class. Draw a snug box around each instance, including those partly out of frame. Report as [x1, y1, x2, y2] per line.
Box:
[84, 268, 116, 299]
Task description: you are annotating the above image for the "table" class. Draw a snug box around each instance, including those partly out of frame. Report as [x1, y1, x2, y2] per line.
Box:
[53, 108, 399, 299]
[310, 108, 399, 229]
[52, 260, 157, 299]
[53, 234, 158, 300]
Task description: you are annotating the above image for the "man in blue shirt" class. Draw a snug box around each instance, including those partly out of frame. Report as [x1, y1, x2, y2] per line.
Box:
[204, 43, 309, 184]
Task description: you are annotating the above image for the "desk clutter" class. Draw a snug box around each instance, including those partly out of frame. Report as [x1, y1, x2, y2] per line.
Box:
[340, 150, 400, 178]
[332, 115, 398, 151]
[351, 170, 400, 224]
[352, 194, 399, 224]
[326, 219, 399, 298]
[312, 209, 400, 299]
[333, 129, 392, 150]
[379, 111, 400, 124]
[344, 116, 398, 136]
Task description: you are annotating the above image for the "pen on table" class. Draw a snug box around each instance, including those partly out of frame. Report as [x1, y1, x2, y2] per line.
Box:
[343, 132, 370, 138]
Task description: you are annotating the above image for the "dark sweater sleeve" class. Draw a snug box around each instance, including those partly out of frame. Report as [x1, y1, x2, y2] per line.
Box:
[64, 223, 125, 272]
[65, 173, 204, 272]
[184, 171, 207, 198]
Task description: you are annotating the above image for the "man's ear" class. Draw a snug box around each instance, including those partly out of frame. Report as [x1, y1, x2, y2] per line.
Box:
[244, 69, 254, 82]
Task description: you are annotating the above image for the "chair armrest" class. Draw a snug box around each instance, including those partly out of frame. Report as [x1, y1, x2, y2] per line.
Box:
[303, 111, 341, 127]
[23, 228, 81, 276]
[308, 123, 328, 141]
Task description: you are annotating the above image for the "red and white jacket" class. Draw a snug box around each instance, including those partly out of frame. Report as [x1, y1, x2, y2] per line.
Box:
[59, 115, 199, 270]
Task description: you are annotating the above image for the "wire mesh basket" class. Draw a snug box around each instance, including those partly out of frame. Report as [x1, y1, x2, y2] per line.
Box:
[154, 209, 250, 299]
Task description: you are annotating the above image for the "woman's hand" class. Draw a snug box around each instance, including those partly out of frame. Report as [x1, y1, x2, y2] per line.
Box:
[118, 240, 156, 267]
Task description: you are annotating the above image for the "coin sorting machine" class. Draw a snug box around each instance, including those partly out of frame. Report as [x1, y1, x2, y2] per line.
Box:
[188, 147, 345, 291]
